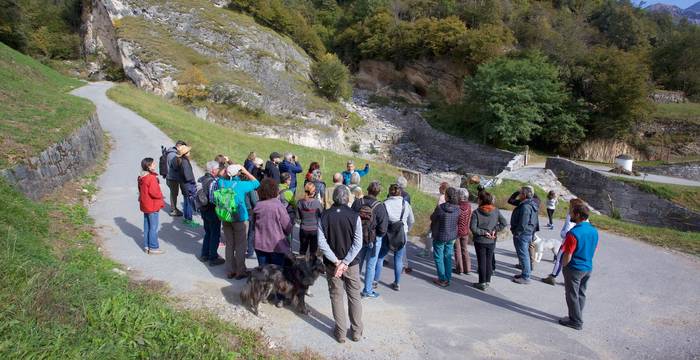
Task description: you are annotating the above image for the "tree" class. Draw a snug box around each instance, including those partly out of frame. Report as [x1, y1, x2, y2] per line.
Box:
[582, 47, 653, 138]
[462, 53, 585, 149]
[589, 0, 651, 51]
[652, 25, 700, 100]
[310, 53, 352, 101]
[176, 66, 210, 103]
[0, 0, 26, 51]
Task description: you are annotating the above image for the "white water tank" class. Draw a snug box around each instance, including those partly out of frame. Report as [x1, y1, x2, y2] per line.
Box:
[615, 154, 634, 172]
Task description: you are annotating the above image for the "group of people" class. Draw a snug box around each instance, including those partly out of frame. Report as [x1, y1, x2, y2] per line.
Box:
[136, 140, 600, 343]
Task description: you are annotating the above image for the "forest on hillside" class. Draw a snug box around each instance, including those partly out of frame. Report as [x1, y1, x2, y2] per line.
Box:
[1, 0, 699, 152]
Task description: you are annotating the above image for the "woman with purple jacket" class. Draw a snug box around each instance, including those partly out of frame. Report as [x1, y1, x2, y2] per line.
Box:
[253, 178, 293, 266]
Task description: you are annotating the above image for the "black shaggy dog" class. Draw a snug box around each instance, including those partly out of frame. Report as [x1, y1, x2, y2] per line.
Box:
[240, 255, 325, 316]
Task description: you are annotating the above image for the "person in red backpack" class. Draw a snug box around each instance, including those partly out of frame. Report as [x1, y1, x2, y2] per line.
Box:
[138, 158, 165, 254]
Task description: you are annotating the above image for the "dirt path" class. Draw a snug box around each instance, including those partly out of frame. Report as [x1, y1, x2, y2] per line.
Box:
[72, 82, 700, 359]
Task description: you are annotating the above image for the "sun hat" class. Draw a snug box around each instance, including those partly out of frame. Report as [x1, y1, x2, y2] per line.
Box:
[253, 157, 264, 167]
[177, 145, 191, 157]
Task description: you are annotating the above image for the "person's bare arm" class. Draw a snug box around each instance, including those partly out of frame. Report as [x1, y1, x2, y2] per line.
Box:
[239, 166, 255, 180]
[562, 252, 573, 267]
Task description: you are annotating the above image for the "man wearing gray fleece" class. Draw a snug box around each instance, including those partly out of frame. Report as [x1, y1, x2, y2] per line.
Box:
[318, 185, 364, 343]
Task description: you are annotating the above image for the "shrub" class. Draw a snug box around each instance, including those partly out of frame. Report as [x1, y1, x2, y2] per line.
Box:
[310, 53, 352, 101]
[176, 66, 210, 103]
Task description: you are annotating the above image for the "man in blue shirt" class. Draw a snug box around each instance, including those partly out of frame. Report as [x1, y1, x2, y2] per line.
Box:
[341, 160, 370, 186]
[559, 203, 599, 330]
[279, 152, 302, 193]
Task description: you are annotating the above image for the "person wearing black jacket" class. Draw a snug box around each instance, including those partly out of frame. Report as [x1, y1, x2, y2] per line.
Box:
[351, 181, 388, 299]
[264, 152, 282, 183]
[510, 186, 540, 284]
[430, 187, 461, 287]
[165, 140, 187, 216]
[198, 161, 225, 266]
[174, 145, 199, 227]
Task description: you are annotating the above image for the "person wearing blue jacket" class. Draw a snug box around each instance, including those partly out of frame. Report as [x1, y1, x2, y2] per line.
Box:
[510, 186, 540, 284]
[342, 160, 369, 186]
[279, 152, 303, 193]
[213, 164, 260, 280]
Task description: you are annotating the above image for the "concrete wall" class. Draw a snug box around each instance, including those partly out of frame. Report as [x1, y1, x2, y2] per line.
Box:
[637, 162, 700, 182]
[1, 114, 104, 200]
[546, 157, 700, 232]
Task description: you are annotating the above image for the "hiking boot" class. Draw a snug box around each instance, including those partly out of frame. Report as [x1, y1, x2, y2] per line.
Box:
[515, 263, 522, 269]
[234, 273, 248, 280]
[350, 332, 362, 342]
[404, 267, 412, 274]
[473, 283, 488, 291]
[209, 257, 225, 266]
[226, 272, 236, 279]
[361, 291, 380, 299]
[148, 249, 165, 255]
[170, 209, 183, 217]
[198, 255, 209, 262]
[542, 275, 556, 285]
[334, 334, 346, 344]
[559, 318, 582, 330]
[391, 283, 400, 291]
[512, 276, 531, 284]
[432, 279, 448, 288]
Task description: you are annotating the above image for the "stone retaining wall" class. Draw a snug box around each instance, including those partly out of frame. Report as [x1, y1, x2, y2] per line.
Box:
[1, 113, 104, 200]
[546, 157, 700, 232]
[637, 162, 700, 182]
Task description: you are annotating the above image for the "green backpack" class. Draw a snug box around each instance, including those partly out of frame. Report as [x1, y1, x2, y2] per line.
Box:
[213, 179, 238, 222]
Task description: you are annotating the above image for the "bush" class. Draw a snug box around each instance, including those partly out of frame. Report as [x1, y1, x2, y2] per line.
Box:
[176, 66, 210, 103]
[310, 53, 352, 101]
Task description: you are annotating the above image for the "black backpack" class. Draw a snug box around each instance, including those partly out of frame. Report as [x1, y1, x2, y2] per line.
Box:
[386, 201, 407, 251]
[358, 198, 381, 246]
[158, 146, 168, 178]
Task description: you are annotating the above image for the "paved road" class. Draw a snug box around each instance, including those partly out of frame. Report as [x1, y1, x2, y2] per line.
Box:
[73, 82, 700, 359]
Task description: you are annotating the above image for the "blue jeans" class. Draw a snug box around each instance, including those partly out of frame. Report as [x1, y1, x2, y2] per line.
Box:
[182, 193, 193, 221]
[256, 250, 286, 267]
[359, 237, 382, 293]
[200, 207, 221, 259]
[433, 239, 455, 283]
[374, 239, 405, 285]
[514, 234, 532, 280]
[143, 212, 160, 249]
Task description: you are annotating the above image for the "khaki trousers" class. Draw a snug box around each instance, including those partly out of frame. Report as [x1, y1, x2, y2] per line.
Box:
[326, 263, 363, 340]
[454, 235, 472, 273]
[223, 221, 248, 275]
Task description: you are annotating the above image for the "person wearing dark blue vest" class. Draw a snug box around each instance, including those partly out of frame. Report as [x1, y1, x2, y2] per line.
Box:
[510, 186, 539, 284]
[559, 203, 599, 330]
[317, 185, 364, 343]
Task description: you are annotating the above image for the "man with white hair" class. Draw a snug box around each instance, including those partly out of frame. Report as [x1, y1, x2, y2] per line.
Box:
[317, 185, 364, 343]
[325, 173, 344, 210]
[510, 186, 539, 284]
[279, 152, 302, 193]
[213, 163, 260, 279]
[197, 161, 225, 266]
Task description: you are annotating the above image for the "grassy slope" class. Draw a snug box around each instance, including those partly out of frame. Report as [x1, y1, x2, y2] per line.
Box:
[612, 177, 700, 213]
[0, 175, 272, 358]
[652, 102, 700, 125]
[0, 42, 94, 168]
[107, 83, 436, 235]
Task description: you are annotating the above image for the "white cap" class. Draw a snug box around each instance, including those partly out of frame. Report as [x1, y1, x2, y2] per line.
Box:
[227, 164, 242, 176]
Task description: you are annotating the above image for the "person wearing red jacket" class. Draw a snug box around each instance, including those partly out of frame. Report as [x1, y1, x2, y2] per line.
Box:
[138, 157, 165, 254]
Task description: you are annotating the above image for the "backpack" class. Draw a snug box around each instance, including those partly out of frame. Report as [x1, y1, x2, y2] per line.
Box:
[358, 198, 381, 246]
[158, 146, 168, 178]
[213, 179, 238, 222]
[194, 176, 214, 210]
[386, 200, 407, 251]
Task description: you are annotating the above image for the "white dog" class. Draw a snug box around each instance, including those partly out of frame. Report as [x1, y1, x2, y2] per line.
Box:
[532, 234, 562, 263]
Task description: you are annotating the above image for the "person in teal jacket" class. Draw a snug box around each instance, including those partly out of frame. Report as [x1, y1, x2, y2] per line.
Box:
[213, 164, 260, 280]
[341, 160, 369, 185]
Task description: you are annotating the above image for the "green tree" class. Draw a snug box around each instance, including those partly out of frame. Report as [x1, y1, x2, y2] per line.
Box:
[582, 47, 653, 138]
[589, 0, 651, 51]
[652, 25, 700, 100]
[311, 53, 352, 101]
[0, 0, 26, 50]
[462, 53, 585, 148]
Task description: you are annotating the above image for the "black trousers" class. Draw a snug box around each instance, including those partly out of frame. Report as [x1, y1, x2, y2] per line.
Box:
[474, 242, 495, 284]
[299, 229, 318, 258]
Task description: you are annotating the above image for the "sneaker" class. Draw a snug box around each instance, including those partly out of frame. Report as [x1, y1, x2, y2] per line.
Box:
[148, 248, 165, 255]
[209, 257, 225, 266]
[404, 267, 412, 274]
[515, 263, 522, 269]
[361, 291, 380, 299]
[169, 209, 183, 217]
[558, 318, 582, 330]
[432, 279, 448, 287]
[183, 219, 202, 228]
[473, 283, 488, 291]
[391, 283, 400, 291]
[246, 253, 256, 259]
[512, 276, 531, 284]
[198, 256, 209, 262]
[350, 332, 362, 342]
[513, 274, 523, 279]
[334, 335, 346, 344]
[542, 275, 556, 286]
[143, 247, 149, 253]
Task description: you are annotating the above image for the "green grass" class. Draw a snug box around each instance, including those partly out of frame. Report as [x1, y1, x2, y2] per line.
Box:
[480, 178, 700, 256]
[0, 176, 274, 358]
[0, 42, 94, 168]
[107, 83, 436, 235]
[652, 102, 700, 125]
[612, 177, 700, 213]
